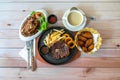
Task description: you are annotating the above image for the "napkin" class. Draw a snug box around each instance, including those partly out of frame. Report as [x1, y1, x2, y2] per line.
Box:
[19, 46, 30, 62]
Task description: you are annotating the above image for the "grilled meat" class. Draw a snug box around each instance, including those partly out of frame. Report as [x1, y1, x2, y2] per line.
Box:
[21, 16, 40, 37]
[50, 40, 70, 59]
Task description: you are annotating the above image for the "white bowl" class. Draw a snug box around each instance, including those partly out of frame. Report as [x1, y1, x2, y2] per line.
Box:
[62, 8, 87, 31]
[19, 9, 48, 41]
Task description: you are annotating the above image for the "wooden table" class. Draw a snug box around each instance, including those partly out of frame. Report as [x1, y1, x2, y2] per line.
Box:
[0, 0, 120, 80]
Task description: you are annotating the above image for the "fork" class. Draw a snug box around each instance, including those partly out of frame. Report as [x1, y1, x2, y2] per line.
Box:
[26, 41, 31, 69]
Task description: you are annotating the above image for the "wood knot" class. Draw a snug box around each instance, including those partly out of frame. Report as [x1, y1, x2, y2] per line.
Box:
[86, 68, 92, 73]
[84, 68, 95, 74]
[88, 17, 96, 21]
[116, 44, 120, 47]
[22, 10, 26, 12]
[7, 24, 11, 26]
[18, 76, 22, 79]
[18, 73, 20, 75]
[82, 68, 95, 77]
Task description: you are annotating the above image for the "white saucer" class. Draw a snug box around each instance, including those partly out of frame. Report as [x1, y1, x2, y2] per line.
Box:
[19, 9, 48, 41]
[62, 9, 87, 31]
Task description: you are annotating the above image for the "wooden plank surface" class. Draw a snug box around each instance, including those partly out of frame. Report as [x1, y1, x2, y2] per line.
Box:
[1, 28, 120, 39]
[0, 3, 120, 11]
[0, 68, 120, 80]
[1, 38, 120, 49]
[1, 20, 120, 30]
[0, 0, 120, 3]
[0, 57, 120, 68]
[0, 0, 120, 79]
[0, 48, 120, 58]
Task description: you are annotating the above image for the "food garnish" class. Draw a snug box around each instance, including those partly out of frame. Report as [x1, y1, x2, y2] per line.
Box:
[31, 11, 48, 31]
[30, 11, 36, 16]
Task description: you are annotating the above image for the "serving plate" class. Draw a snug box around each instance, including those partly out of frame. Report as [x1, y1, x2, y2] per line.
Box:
[38, 26, 76, 65]
[19, 9, 48, 41]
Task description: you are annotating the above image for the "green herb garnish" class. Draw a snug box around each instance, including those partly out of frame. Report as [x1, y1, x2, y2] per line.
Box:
[30, 11, 48, 31]
[30, 11, 36, 16]
[41, 22, 48, 30]
[38, 15, 48, 31]
[39, 16, 45, 23]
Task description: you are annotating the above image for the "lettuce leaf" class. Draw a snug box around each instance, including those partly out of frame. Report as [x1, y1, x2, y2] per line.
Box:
[30, 11, 36, 16]
[38, 16, 48, 31]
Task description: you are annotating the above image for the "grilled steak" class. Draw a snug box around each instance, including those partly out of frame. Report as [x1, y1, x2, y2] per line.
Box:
[50, 40, 70, 59]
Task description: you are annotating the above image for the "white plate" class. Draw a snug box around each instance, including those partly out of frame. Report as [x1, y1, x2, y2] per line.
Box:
[19, 9, 48, 41]
[62, 9, 87, 31]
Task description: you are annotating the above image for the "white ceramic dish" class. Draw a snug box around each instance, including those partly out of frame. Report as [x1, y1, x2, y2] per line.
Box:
[19, 9, 48, 41]
[62, 8, 87, 31]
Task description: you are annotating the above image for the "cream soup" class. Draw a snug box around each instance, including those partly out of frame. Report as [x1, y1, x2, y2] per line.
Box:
[68, 12, 82, 26]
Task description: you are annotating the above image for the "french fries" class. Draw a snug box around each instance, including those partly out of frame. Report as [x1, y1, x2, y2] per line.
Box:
[44, 29, 65, 47]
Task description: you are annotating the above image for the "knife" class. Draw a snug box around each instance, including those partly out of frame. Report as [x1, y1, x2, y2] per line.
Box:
[30, 40, 36, 71]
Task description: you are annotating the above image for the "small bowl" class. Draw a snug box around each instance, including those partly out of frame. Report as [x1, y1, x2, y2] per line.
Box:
[40, 45, 49, 55]
[47, 14, 57, 24]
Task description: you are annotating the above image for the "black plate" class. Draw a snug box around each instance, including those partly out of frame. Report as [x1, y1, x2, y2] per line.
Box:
[38, 26, 76, 65]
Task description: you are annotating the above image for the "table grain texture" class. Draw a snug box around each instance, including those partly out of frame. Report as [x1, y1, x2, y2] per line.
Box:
[0, 0, 120, 80]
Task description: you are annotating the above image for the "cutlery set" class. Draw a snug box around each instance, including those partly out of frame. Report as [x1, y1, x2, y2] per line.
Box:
[26, 40, 36, 71]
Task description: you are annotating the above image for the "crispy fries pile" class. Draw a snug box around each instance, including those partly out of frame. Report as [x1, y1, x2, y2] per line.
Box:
[44, 29, 65, 47]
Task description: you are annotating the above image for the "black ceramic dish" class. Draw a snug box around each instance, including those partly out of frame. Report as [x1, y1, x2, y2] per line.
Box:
[38, 26, 76, 65]
[47, 14, 57, 24]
